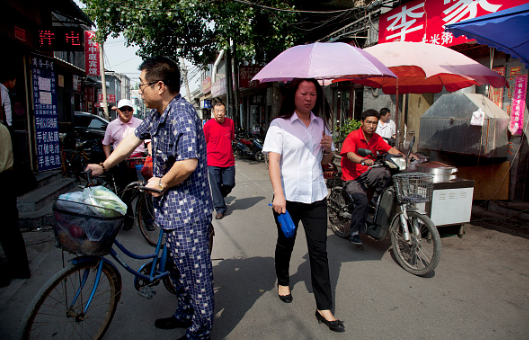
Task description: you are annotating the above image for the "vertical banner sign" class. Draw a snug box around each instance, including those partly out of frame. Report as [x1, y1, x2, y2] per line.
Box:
[31, 55, 61, 171]
[509, 75, 528, 136]
[489, 67, 505, 109]
[85, 31, 100, 76]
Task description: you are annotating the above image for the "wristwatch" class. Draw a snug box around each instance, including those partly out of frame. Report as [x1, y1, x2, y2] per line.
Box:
[158, 178, 165, 192]
[360, 159, 366, 166]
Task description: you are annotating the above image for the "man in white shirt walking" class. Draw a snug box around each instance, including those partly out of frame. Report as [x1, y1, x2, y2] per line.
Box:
[1, 69, 16, 132]
[375, 108, 396, 140]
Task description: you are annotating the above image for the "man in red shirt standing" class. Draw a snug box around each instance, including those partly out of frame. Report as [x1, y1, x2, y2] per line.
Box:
[340, 109, 404, 245]
[204, 102, 235, 219]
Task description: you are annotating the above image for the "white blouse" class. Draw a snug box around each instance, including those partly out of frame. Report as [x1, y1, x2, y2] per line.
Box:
[263, 111, 335, 204]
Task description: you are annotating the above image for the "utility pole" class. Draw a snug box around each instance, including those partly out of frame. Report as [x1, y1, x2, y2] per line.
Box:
[179, 58, 192, 102]
[99, 44, 109, 120]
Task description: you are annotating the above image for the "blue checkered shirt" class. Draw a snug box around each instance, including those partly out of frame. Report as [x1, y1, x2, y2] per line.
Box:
[135, 94, 213, 229]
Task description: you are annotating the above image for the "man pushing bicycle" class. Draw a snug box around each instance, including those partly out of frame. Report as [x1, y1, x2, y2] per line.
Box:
[87, 56, 214, 340]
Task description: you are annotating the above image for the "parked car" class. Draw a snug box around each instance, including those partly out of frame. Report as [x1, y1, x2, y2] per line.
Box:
[74, 111, 109, 140]
[72, 111, 109, 163]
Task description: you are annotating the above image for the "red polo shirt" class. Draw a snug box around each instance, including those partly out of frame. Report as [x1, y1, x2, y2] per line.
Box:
[340, 129, 391, 181]
[203, 117, 235, 167]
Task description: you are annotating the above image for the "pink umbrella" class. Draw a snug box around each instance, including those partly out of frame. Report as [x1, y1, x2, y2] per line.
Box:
[251, 42, 396, 83]
[335, 41, 508, 94]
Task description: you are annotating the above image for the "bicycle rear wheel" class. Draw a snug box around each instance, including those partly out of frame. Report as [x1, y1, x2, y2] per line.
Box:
[328, 187, 353, 239]
[22, 259, 122, 340]
[136, 192, 160, 246]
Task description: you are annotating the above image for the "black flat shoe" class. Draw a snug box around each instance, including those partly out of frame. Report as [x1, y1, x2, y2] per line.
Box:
[278, 293, 293, 303]
[154, 316, 192, 330]
[315, 310, 345, 332]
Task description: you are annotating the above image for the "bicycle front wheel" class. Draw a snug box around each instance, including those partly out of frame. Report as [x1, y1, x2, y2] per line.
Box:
[390, 211, 441, 276]
[328, 187, 353, 239]
[136, 192, 161, 246]
[22, 259, 122, 340]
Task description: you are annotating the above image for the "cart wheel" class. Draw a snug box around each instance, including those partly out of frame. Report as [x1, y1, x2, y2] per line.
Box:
[458, 224, 465, 238]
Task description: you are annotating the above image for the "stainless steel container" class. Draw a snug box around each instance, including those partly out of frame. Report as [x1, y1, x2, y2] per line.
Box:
[417, 162, 457, 183]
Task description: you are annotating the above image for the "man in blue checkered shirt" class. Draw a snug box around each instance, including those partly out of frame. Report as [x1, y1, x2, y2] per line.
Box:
[87, 56, 214, 340]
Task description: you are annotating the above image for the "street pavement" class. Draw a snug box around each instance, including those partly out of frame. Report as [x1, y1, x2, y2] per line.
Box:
[1, 159, 529, 340]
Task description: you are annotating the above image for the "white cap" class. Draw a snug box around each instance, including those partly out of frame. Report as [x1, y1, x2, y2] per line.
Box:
[117, 99, 133, 110]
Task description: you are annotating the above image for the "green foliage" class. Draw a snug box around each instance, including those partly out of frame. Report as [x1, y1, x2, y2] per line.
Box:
[335, 118, 361, 143]
[81, 0, 301, 67]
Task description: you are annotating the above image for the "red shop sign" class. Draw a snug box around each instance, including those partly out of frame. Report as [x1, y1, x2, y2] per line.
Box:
[379, 0, 529, 47]
[84, 31, 100, 76]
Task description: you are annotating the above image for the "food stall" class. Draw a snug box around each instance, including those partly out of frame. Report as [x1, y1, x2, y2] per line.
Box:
[417, 92, 510, 235]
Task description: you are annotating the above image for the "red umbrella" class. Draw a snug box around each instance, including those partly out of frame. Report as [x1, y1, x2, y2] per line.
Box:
[332, 41, 508, 147]
[334, 41, 508, 94]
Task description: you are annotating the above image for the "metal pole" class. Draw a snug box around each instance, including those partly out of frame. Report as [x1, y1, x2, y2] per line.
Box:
[99, 44, 109, 120]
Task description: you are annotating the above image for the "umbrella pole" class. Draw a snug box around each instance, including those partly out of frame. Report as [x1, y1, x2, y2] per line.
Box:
[395, 78, 400, 150]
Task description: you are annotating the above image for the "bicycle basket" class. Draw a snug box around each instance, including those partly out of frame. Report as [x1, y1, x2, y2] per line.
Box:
[393, 172, 434, 204]
[52, 198, 124, 256]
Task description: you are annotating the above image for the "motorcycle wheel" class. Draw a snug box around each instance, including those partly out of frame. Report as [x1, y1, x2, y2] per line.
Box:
[328, 187, 353, 239]
[254, 150, 264, 162]
[234, 149, 242, 159]
[390, 211, 441, 276]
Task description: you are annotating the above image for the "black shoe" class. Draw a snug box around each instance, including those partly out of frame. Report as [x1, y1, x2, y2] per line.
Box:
[146, 223, 156, 231]
[177, 335, 210, 340]
[350, 234, 363, 245]
[12, 269, 31, 279]
[278, 293, 293, 303]
[122, 221, 133, 231]
[155, 316, 192, 330]
[315, 310, 345, 332]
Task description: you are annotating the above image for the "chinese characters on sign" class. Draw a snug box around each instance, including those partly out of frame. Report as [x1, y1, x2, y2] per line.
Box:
[509, 75, 527, 136]
[31, 55, 60, 171]
[379, 0, 527, 47]
[239, 66, 266, 89]
[84, 31, 100, 76]
[37, 27, 84, 51]
[97, 94, 116, 103]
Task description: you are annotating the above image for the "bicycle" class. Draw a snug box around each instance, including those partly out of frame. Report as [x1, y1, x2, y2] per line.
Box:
[21, 180, 214, 340]
[327, 142, 441, 276]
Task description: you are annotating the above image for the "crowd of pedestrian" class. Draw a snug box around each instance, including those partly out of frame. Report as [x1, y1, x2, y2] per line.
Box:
[0, 52, 403, 338]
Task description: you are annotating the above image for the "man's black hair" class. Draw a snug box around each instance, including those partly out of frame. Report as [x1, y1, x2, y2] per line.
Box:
[380, 108, 390, 116]
[139, 56, 181, 94]
[0, 68, 17, 84]
[361, 109, 380, 121]
[213, 101, 225, 109]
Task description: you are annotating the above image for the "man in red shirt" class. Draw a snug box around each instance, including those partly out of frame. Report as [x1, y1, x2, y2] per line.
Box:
[204, 102, 235, 219]
[340, 109, 404, 245]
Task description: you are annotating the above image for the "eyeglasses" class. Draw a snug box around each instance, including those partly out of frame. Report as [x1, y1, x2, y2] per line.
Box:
[119, 107, 133, 112]
[139, 80, 162, 91]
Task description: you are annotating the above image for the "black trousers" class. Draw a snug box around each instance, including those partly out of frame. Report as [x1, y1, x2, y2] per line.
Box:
[0, 169, 30, 282]
[273, 198, 332, 310]
[345, 167, 391, 235]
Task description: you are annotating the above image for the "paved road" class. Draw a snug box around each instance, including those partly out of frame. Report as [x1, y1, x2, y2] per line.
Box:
[1, 159, 528, 339]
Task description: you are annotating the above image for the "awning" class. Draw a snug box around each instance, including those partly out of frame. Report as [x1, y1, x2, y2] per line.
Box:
[445, 3, 529, 68]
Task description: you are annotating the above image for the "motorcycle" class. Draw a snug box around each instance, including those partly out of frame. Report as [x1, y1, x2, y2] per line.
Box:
[326, 138, 441, 276]
[250, 134, 265, 162]
[233, 132, 265, 162]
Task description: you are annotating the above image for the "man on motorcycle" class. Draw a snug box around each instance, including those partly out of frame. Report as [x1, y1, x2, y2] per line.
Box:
[340, 109, 405, 246]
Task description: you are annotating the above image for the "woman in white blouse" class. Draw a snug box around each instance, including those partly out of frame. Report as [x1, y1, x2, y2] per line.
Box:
[263, 78, 344, 332]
